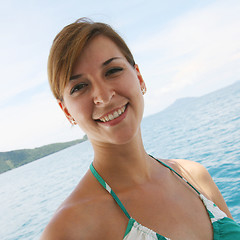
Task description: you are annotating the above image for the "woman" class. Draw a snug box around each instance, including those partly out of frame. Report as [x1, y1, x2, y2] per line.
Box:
[40, 18, 240, 239]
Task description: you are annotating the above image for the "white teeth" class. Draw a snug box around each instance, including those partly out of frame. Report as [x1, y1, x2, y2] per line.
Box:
[109, 114, 114, 120]
[99, 105, 126, 122]
[113, 111, 118, 118]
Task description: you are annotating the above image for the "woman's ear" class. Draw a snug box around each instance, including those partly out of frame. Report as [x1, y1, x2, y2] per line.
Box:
[57, 99, 76, 125]
[135, 64, 147, 95]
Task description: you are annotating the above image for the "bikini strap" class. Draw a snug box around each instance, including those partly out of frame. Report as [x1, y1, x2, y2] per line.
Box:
[90, 163, 131, 219]
[90, 155, 200, 219]
[149, 154, 201, 195]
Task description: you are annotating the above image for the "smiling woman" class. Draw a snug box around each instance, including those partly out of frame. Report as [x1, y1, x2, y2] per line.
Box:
[40, 18, 240, 240]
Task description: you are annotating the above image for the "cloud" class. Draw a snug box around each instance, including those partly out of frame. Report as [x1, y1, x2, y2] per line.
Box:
[131, 0, 240, 116]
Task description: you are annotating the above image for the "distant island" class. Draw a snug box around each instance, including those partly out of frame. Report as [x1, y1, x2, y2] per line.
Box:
[0, 135, 88, 174]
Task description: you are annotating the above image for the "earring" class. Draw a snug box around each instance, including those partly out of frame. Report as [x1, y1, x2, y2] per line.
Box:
[70, 118, 77, 125]
[141, 87, 146, 95]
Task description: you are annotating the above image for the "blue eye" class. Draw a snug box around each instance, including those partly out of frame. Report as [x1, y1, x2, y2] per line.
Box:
[105, 67, 123, 77]
[70, 83, 88, 95]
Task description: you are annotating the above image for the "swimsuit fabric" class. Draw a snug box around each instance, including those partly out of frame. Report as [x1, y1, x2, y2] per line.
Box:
[90, 156, 240, 240]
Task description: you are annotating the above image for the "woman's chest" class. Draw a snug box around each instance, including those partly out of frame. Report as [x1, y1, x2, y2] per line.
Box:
[118, 183, 213, 240]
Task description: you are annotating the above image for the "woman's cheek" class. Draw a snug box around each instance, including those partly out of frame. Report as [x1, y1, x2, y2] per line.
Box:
[76, 101, 93, 121]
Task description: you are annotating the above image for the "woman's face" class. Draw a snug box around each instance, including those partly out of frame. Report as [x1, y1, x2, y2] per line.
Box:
[59, 35, 146, 145]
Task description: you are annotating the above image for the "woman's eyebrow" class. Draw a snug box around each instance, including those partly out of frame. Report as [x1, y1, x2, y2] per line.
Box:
[70, 74, 82, 81]
[102, 57, 121, 66]
[70, 57, 121, 80]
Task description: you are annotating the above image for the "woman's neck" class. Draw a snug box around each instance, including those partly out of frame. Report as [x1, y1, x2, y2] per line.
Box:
[90, 131, 154, 190]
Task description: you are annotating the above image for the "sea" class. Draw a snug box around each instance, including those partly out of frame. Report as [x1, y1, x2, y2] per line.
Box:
[1, 81, 240, 240]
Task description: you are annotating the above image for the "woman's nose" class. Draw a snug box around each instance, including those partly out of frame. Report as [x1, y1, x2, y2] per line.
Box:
[93, 83, 115, 105]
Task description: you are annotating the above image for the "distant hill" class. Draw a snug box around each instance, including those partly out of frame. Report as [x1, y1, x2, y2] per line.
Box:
[0, 136, 88, 174]
[161, 80, 240, 114]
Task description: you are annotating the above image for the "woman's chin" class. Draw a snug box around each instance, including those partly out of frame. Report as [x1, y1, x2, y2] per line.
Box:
[90, 127, 141, 147]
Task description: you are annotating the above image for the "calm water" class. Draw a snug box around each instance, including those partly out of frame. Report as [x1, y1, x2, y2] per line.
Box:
[1, 81, 240, 240]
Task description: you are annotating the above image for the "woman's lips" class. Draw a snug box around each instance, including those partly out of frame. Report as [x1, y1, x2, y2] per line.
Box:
[96, 104, 128, 126]
[99, 105, 127, 122]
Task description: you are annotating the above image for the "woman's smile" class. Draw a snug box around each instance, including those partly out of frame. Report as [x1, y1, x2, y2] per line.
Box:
[96, 103, 128, 127]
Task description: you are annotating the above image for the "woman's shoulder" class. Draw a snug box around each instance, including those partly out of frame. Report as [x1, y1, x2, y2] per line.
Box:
[39, 200, 87, 240]
[166, 159, 210, 181]
[39, 170, 123, 240]
[161, 159, 211, 196]
[162, 158, 233, 219]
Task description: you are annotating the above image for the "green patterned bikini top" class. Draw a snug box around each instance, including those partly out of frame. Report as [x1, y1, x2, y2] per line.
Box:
[90, 155, 240, 240]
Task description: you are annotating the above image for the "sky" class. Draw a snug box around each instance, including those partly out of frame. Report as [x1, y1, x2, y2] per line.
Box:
[0, 0, 239, 151]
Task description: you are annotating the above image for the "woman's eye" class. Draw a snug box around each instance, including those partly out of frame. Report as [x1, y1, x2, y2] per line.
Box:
[70, 83, 88, 95]
[105, 67, 123, 77]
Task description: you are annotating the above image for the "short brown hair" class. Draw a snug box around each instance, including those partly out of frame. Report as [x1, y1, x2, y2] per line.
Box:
[48, 18, 135, 100]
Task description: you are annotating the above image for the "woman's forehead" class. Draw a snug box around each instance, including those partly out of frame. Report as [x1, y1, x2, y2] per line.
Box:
[72, 35, 126, 70]
[81, 35, 124, 59]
